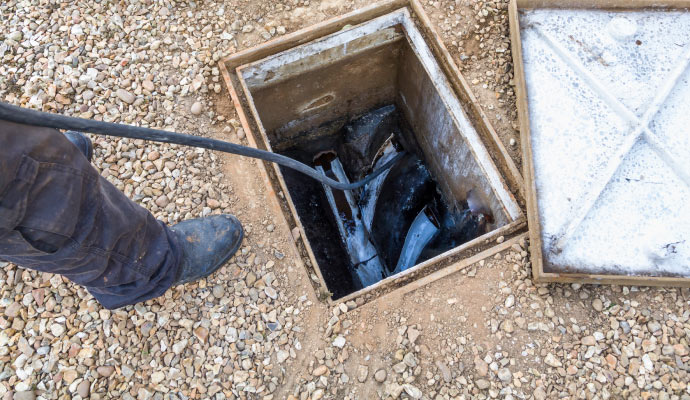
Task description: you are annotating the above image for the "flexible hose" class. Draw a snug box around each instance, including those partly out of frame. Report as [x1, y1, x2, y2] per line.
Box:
[0, 102, 402, 190]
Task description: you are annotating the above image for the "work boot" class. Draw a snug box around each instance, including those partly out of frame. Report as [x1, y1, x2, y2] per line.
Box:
[171, 214, 244, 285]
[63, 131, 93, 161]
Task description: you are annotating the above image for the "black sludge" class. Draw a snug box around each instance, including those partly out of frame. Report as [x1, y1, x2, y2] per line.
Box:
[338, 105, 398, 180]
[370, 153, 438, 273]
[276, 104, 496, 298]
[419, 203, 491, 261]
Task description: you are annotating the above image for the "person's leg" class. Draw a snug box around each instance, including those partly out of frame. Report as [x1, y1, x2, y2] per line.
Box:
[0, 120, 241, 309]
[62, 130, 94, 161]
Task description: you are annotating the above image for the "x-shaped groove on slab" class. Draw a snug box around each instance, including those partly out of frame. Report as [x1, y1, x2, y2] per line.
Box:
[529, 25, 690, 252]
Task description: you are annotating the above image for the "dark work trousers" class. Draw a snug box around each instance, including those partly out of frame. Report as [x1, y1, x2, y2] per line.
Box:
[0, 120, 181, 309]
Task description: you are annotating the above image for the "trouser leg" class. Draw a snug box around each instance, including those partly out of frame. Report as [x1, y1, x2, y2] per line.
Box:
[0, 120, 182, 309]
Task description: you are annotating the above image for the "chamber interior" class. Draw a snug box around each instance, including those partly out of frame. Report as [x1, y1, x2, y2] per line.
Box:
[239, 11, 516, 298]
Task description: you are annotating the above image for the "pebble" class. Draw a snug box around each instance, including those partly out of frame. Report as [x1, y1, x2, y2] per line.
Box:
[648, 321, 662, 333]
[544, 353, 562, 368]
[675, 344, 689, 356]
[155, 195, 170, 207]
[291, 226, 301, 241]
[4, 302, 20, 318]
[116, 89, 135, 104]
[475, 357, 489, 376]
[394, 349, 405, 361]
[212, 284, 224, 298]
[592, 298, 603, 311]
[121, 365, 134, 379]
[403, 384, 423, 399]
[138, 388, 152, 400]
[497, 368, 512, 382]
[313, 365, 329, 376]
[332, 335, 346, 348]
[605, 354, 617, 369]
[387, 383, 404, 398]
[77, 380, 90, 397]
[193, 326, 209, 343]
[357, 365, 368, 382]
[435, 361, 452, 383]
[63, 369, 78, 384]
[581, 336, 596, 346]
[642, 354, 654, 371]
[12, 391, 35, 400]
[97, 366, 115, 377]
[190, 101, 203, 115]
[662, 344, 675, 355]
[233, 370, 249, 384]
[276, 350, 289, 363]
[142, 80, 155, 92]
[407, 327, 420, 343]
[226, 327, 238, 343]
[147, 151, 160, 161]
[534, 387, 547, 400]
[265, 286, 278, 300]
[403, 352, 417, 368]
[172, 339, 188, 354]
[50, 323, 65, 336]
[393, 362, 407, 374]
[151, 371, 165, 384]
[8, 31, 22, 41]
[374, 369, 387, 383]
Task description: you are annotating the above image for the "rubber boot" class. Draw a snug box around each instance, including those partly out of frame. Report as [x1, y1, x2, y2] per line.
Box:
[63, 131, 94, 161]
[171, 214, 244, 285]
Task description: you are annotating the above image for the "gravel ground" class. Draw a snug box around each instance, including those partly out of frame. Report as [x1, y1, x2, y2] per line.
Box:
[1, 1, 311, 399]
[2, 1, 690, 400]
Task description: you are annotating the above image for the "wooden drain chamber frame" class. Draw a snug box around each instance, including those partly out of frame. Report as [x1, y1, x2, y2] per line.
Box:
[509, 0, 690, 287]
[220, 0, 527, 304]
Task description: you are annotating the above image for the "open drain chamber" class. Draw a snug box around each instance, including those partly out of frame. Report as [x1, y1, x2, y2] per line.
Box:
[221, 2, 525, 303]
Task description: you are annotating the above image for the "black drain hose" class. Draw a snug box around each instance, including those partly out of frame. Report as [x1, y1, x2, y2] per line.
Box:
[0, 102, 402, 191]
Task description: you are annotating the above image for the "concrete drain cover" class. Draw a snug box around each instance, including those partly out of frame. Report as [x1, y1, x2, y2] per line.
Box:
[512, 3, 690, 284]
[222, 3, 525, 303]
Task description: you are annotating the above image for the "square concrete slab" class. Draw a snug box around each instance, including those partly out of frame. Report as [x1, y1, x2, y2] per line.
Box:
[510, 0, 690, 285]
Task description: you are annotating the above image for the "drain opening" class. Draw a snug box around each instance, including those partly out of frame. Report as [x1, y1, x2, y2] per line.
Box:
[279, 105, 492, 298]
[235, 9, 522, 301]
